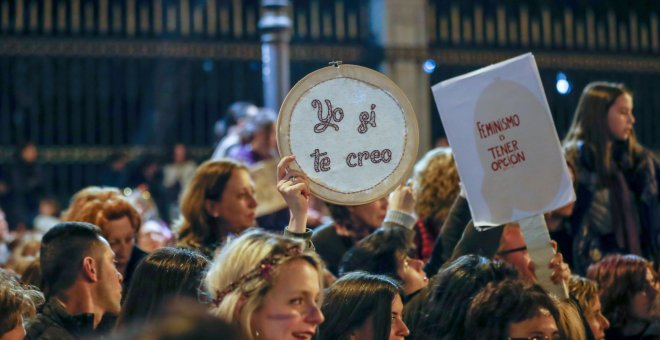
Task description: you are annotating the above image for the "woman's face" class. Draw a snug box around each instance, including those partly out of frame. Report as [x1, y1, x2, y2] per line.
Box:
[350, 294, 410, 340]
[607, 93, 635, 141]
[104, 215, 135, 275]
[397, 255, 429, 296]
[250, 259, 324, 340]
[587, 295, 610, 340]
[629, 268, 660, 323]
[389, 294, 410, 340]
[347, 197, 388, 229]
[508, 308, 559, 340]
[211, 169, 257, 234]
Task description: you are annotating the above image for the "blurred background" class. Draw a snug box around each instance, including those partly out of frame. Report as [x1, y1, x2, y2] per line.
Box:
[0, 0, 658, 217]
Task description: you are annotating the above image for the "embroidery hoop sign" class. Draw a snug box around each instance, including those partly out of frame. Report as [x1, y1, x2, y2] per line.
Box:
[277, 64, 418, 205]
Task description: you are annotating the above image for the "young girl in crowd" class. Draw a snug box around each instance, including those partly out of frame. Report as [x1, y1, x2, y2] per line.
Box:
[319, 272, 409, 340]
[176, 160, 258, 258]
[563, 82, 660, 273]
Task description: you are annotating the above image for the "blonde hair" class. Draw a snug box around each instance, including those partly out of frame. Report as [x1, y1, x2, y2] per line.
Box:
[556, 300, 587, 340]
[569, 275, 599, 317]
[413, 147, 460, 226]
[61, 186, 122, 221]
[176, 160, 247, 247]
[0, 269, 44, 335]
[205, 229, 324, 339]
[68, 196, 142, 235]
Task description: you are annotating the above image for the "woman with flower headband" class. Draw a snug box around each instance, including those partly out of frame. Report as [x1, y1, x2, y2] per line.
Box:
[204, 155, 325, 340]
[204, 229, 325, 340]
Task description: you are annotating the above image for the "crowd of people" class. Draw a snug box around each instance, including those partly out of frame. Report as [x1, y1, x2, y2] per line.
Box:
[0, 81, 659, 340]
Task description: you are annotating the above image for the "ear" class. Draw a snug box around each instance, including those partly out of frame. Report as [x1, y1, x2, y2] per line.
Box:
[82, 256, 99, 283]
[204, 199, 219, 218]
[233, 295, 247, 320]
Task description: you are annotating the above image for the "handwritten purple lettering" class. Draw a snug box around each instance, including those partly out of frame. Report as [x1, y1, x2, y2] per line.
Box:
[357, 104, 377, 134]
[313, 99, 344, 133]
[346, 149, 392, 167]
[310, 148, 331, 172]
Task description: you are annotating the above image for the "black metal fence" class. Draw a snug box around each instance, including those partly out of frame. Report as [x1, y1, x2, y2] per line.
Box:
[0, 0, 658, 208]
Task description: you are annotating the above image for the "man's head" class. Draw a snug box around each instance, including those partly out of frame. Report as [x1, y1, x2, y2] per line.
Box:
[40, 222, 123, 315]
[494, 223, 536, 283]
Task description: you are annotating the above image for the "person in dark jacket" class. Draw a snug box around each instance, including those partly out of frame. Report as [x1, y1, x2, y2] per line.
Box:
[563, 82, 660, 274]
[27, 222, 123, 339]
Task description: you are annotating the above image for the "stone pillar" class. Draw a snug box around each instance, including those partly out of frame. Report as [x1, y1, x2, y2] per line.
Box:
[370, 0, 431, 156]
[259, 0, 292, 112]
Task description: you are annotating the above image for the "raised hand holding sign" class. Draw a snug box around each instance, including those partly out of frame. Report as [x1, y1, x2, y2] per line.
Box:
[278, 63, 418, 205]
[433, 53, 574, 298]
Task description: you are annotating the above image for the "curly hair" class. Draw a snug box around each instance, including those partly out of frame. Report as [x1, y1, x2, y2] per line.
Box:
[70, 196, 142, 234]
[412, 148, 460, 228]
[61, 186, 122, 221]
[0, 269, 44, 335]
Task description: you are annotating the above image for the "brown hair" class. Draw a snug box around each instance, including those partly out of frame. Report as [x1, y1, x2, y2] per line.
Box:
[70, 196, 142, 235]
[563, 82, 641, 182]
[465, 280, 560, 339]
[0, 269, 44, 335]
[176, 160, 248, 247]
[586, 254, 655, 328]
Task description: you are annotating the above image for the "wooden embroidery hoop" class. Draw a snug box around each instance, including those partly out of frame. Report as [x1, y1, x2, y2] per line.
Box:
[277, 63, 419, 205]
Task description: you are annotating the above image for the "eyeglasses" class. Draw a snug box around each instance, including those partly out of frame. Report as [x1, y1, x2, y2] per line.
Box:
[496, 246, 528, 256]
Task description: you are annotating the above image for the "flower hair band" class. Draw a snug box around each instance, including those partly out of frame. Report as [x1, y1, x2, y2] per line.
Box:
[211, 245, 303, 306]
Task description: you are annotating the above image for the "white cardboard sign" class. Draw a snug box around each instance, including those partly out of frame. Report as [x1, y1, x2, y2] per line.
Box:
[432, 53, 575, 227]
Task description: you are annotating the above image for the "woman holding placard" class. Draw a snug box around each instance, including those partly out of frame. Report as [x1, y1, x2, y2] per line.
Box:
[563, 82, 660, 274]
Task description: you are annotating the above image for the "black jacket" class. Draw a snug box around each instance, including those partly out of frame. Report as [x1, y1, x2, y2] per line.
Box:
[26, 298, 95, 340]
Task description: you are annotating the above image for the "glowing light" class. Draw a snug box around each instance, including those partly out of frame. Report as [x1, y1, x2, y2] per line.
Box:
[423, 59, 437, 74]
[556, 72, 571, 95]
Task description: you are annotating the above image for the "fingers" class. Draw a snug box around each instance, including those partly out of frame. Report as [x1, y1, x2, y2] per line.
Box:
[548, 251, 570, 284]
[277, 155, 296, 181]
[550, 240, 558, 253]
